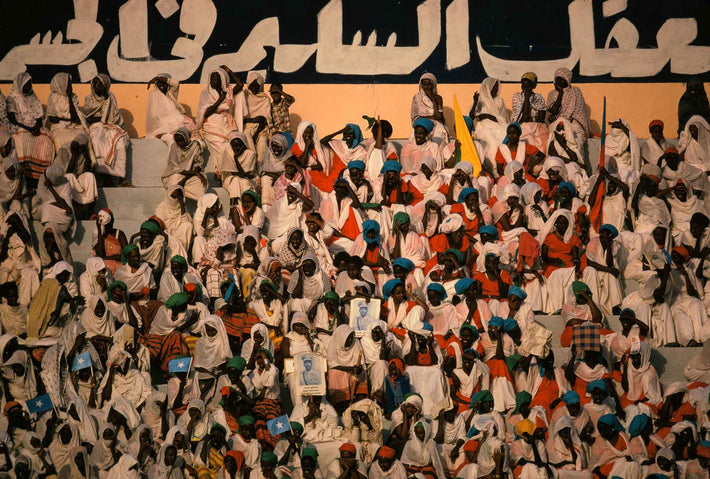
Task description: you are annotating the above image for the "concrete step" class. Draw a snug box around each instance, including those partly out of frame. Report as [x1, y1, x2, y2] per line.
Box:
[127, 138, 219, 188]
[95, 186, 230, 221]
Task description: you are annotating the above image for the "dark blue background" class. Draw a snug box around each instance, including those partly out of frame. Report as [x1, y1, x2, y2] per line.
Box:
[1, 0, 708, 83]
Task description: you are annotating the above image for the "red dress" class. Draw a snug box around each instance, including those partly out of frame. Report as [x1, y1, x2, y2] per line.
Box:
[450, 203, 483, 236]
[291, 144, 345, 193]
[542, 233, 581, 277]
[473, 271, 512, 300]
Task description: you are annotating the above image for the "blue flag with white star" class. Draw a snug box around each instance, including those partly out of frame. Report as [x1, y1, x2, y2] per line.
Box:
[168, 357, 192, 373]
[26, 394, 53, 414]
[72, 351, 92, 371]
[267, 415, 291, 436]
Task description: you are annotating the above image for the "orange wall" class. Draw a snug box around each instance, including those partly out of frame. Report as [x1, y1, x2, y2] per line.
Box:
[1, 82, 702, 139]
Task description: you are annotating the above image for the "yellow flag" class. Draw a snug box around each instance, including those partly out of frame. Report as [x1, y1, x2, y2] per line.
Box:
[453, 94, 482, 177]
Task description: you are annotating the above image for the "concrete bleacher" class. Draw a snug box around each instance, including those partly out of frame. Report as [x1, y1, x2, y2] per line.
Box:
[44, 136, 700, 384]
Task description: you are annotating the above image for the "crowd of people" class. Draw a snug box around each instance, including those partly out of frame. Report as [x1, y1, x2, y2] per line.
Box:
[0, 67, 709, 479]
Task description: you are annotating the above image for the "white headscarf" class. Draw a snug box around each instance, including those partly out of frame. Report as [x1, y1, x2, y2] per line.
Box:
[193, 314, 231, 371]
[107, 453, 141, 479]
[537, 208, 575, 245]
[145, 74, 187, 138]
[80, 295, 114, 338]
[327, 324, 362, 367]
[295, 121, 328, 173]
[474, 77, 508, 127]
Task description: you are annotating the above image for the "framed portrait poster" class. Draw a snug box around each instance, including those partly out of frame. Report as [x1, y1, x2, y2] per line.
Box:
[294, 352, 327, 396]
[348, 298, 381, 337]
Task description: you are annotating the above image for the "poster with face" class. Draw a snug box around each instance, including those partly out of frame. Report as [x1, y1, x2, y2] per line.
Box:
[295, 352, 327, 396]
[349, 298, 381, 337]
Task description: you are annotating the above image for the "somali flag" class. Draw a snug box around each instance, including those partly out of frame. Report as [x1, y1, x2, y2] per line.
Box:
[26, 394, 53, 414]
[71, 351, 92, 371]
[169, 357, 192, 373]
[267, 415, 291, 436]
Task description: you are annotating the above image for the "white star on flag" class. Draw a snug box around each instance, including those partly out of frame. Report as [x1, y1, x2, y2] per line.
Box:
[276, 421, 283, 429]
[177, 362, 185, 368]
[35, 400, 43, 408]
[77, 358, 84, 365]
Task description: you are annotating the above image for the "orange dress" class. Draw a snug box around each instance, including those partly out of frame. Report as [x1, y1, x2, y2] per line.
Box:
[542, 233, 581, 277]
[473, 271, 512, 300]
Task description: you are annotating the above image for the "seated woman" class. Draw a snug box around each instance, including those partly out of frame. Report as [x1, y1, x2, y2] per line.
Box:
[145, 73, 196, 142]
[547, 118, 584, 171]
[230, 189, 265, 234]
[380, 160, 417, 209]
[0, 212, 40, 306]
[287, 254, 330, 313]
[582, 224, 623, 317]
[93, 208, 128, 274]
[494, 123, 544, 178]
[141, 293, 195, 372]
[630, 170, 671, 236]
[0, 129, 32, 216]
[248, 349, 282, 426]
[196, 68, 236, 178]
[45, 72, 87, 154]
[54, 132, 98, 220]
[83, 74, 130, 185]
[273, 227, 314, 281]
[246, 284, 286, 352]
[547, 68, 590, 149]
[114, 244, 157, 307]
[402, 323, 449, 417]
[411, 73, 448, 145]
[424, 283, 459, 343]
[26, 267, 82, 339]
[400, 119, 443, 175]
[161, 127, 206, 201]
[193, 193, 234, 266]
[450, 188, 491, 237]
[260, 133, 290, 210]
[363, 116, 399, 181]
[78, 256, 111, 300]
[678, 115, 710, 173]
[319, 177, 365, 252]
[401, 420, 446, 479]
[291, 121, 332, 192]
[266, 183, 314, 241]
[590, 415, 641, 478]
[428, 249, 468, 299]
[519, 182, 548, 236]
[316, 123, 367, 193]
[154, 185, 194, 255]
[538, 210, 581, 314]
[427, 214, 470, 274]
[409, 156, 446, 204]
[197, 228, 238, 304]
[222, 131, 257, 203]
[6, 72, 54, 189]
[350, 219, 391, 290]
[326, 324, 368, 411]
[510, 72, 548, 152]
[233, 69, 272, 158]
[31, 164, 75, 264]
[470, 77, 509, 164]
[388, 212, 428, 271]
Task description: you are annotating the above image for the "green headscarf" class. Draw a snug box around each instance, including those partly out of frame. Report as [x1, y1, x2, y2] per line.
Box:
[290, 422, 304, 434]
[238, 415, 256, 426]
[301, 446, 319, 461]
[170, 255, 188, 267]
[121, 244, 139, 264]
[392, 211, 410, 231]
[260, 279, 277, 292]
[108, 280, 127, 295]
[261, 451, 278, 464]
[140, 221, 161, 236]
[514, 391, 533, 413]
[228, 357, 247, 371]
[165, 292, 189, 309]
[243, 189, 262, 207]
[443, 248, 464, 265]
[506, 354, 523, 373]
[572, 281, 591, 296]
[324, 291, 340, 303]
[259, 348, 274, 362]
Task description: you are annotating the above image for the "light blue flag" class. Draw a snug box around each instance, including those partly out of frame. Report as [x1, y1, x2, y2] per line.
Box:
[266, 415, 291, 436]
[72, 351, 92, 371]
[26, 394, 53, 414]
[169, 357, 192, 373]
